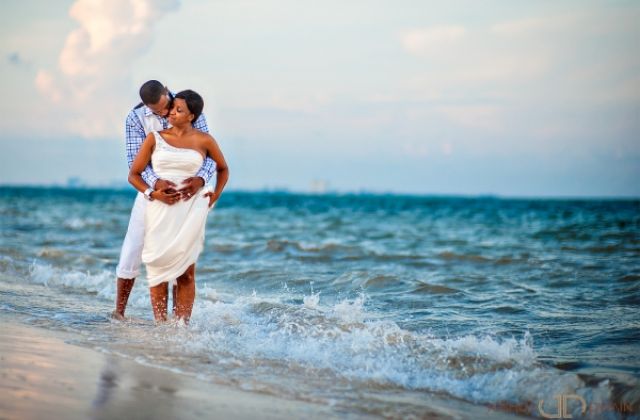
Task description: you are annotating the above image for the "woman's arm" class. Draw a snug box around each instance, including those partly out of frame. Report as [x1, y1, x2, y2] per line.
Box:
[128, 133, 180, 205]
[199, 133, 229, 207]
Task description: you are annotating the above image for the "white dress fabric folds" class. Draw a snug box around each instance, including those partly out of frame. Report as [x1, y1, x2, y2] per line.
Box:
[142, 131, 211, 287]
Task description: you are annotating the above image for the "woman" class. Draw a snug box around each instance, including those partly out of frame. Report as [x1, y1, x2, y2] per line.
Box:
[129, 89, 229, 323]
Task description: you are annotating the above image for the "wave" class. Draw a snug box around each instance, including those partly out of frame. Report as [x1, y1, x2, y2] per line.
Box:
[63, 217, 106, 230]
[164, 292, 619, 416]
[266, 239, 360, 254]
[411, 282, 460, 295]
[4, 260, 634, 416]
[436, 251, 492, 264]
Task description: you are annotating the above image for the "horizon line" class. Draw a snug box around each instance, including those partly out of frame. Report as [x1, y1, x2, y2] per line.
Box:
[1, 183, 638, 201]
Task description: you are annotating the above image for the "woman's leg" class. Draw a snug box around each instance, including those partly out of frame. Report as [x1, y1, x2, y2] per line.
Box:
[175, 264, 196, 323]
[149, 282, 169, 322]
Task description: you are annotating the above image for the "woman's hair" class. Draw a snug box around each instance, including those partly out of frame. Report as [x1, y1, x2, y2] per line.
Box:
[139, 80, 167, 105]
[175, 90, 204, 123]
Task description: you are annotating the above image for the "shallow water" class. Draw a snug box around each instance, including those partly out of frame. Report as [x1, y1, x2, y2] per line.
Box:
[1, 187, 639, 418]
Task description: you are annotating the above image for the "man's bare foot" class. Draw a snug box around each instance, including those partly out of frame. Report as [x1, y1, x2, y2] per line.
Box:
[110, 310, 126, 321]
[154, 318, 169, 326]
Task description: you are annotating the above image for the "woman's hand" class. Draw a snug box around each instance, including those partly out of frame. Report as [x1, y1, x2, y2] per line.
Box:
[179, 177, 205, 201]
[152, 188, 181, 205]
[155, 179, 177, 192]
[203, 191, 219, 208]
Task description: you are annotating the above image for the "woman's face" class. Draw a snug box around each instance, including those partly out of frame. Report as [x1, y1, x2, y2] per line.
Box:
[168, 98, 193, 126]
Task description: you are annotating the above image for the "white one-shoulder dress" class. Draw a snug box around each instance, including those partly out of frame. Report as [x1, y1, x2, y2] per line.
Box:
[142, 131, 211, 287]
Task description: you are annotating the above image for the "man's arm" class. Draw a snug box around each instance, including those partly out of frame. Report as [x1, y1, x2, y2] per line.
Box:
[192, 114, 216, 184]
[125, 111, 159, 188]
[200, 132, 229, 208]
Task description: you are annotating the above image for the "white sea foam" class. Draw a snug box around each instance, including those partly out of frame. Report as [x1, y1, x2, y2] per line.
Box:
[29, 262, 111, 294]
[303, 292, 320, 309]
[17, 262, 617, 413]
[200, 285, 219, 301]
[63, 217, 103, 230]
[332, 293, 365, 323]
[179, 291, 612, 411]
[26, 261, 151, 311]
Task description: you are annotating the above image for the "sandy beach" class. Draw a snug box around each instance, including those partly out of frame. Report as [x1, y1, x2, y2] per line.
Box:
[0, 317, 345, 420]
[0, 315, 531, 420]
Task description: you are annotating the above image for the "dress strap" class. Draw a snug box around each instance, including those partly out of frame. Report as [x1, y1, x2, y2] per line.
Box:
[152, 131, 166, 146]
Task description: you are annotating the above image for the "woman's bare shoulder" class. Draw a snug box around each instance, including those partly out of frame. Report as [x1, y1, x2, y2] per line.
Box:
[194, 130, 216, 144]
[144, 131, 156, 143]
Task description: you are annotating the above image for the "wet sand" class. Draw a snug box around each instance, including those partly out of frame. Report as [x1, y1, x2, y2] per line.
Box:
[0, 317, 528, 419]
[0, 319, 346, 420]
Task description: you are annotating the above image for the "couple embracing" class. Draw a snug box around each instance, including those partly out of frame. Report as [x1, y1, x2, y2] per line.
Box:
[112, 80, 229, 324]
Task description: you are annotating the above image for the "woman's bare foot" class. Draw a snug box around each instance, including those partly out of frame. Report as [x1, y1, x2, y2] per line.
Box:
[110, 310, 126, 321]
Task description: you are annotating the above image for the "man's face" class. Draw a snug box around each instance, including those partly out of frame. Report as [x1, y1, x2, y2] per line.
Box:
[147, 93, 172, 117]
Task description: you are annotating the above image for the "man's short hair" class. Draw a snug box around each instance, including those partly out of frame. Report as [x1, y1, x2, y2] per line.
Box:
[139, 80, 167, 105]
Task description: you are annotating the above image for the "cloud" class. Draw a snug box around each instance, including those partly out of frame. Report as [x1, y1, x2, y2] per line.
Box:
[35, 70, 63, 103]
[401, 142, 429, 158]
[436, 105, 503, 131]
[6, 51, 34, 70]
[7, 52, 24, 66]
[489, 9, 639, 38]
[399, 25, 466, 56]
[392, 5, 639, 149]
[35, 0, 180, 138]
[490, 16, 559, 36]
[451, 53, 550, 85]
[441, 142, 453, 156]
[230, 92, 332, 114]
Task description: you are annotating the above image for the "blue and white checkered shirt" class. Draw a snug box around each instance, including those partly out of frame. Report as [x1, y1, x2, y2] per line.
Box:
[125, 102, 215, 188]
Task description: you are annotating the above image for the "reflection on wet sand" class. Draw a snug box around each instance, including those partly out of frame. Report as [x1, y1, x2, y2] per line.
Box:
[0, 316, 349, 420]
[91, 357, 181, 419]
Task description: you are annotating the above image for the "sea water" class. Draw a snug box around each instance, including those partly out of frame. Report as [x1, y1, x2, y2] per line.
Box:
[1, 187, 638, 418]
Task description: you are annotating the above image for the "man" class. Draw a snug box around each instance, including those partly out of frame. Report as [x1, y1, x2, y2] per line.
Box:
[112, 80, 215, 320]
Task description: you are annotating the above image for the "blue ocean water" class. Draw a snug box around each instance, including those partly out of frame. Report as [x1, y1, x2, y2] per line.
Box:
[1, 187, 638, 418]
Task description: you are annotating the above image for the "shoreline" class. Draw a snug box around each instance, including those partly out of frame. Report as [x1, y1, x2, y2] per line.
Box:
[0, 316, 531, 419]
[0, 317, 345, 420]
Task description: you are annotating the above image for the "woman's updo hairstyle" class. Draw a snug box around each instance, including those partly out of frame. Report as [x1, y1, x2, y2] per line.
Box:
[175, 89, 204, 123]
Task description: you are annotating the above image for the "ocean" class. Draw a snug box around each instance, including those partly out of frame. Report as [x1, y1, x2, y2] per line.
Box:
[1, 186, 638, 418]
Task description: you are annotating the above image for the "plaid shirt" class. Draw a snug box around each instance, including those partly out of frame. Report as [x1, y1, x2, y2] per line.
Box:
[125, 103, 214, 188]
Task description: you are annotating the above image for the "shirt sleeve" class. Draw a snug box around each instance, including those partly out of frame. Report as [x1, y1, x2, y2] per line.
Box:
[125, 110, 159, 188]
[193, 114, 217, 183]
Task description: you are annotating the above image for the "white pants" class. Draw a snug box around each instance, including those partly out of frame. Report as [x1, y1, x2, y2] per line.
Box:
[116, 193, 147, 279]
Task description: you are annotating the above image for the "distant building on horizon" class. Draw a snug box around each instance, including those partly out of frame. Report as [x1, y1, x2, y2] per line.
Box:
[66, 177, 85, 188]
[310, 179, 329, 194]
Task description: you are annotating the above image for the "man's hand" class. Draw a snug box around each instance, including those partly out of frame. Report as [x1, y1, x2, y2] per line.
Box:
[179, 177, 205, 201]
[155, 179, 177, 193]
[152, 188, 181, 205]
[203, 191, 219, 208]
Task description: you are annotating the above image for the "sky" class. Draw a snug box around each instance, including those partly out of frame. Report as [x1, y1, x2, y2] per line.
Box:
[0, 0, 638, 197]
